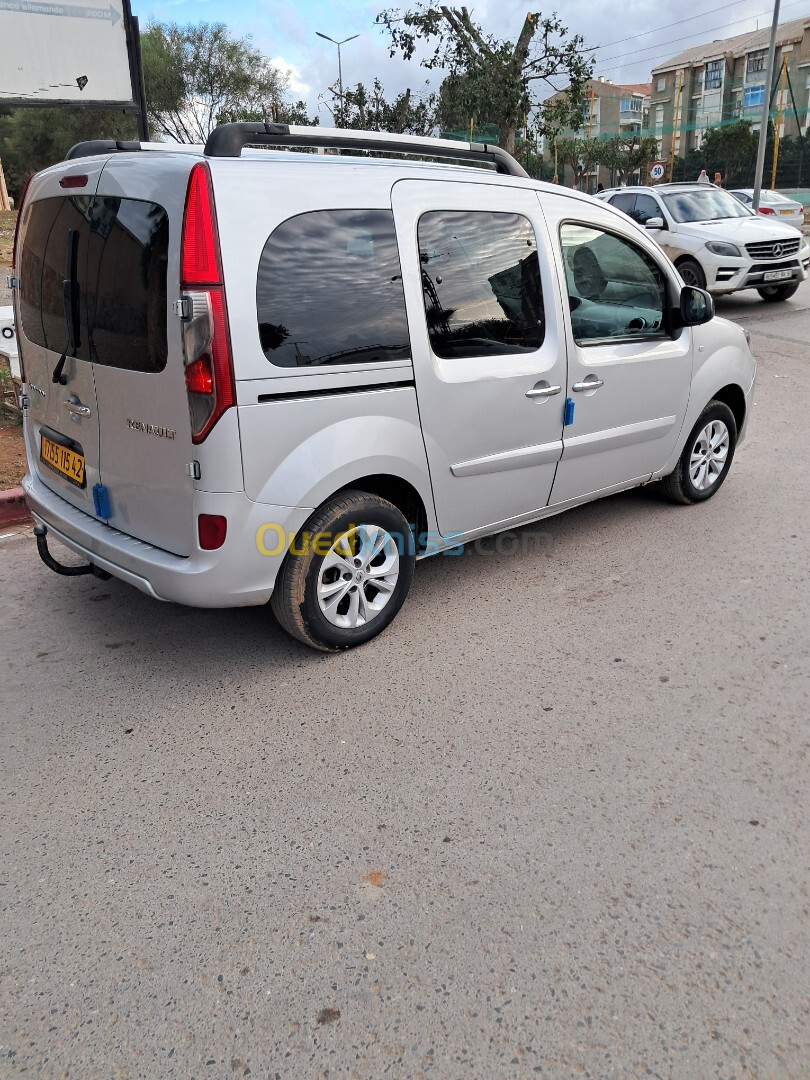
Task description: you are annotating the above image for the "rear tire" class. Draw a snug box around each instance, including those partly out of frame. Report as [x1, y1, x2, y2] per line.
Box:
[660, 400, 737, 505]
[271, 490, 415, 651]
[676, 258, 707, 290]
[756, 282, 799, 302]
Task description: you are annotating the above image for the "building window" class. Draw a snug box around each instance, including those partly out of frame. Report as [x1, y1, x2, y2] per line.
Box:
[705, 60, 723, 90]
[656, 77, 667, 92]
[747, 50, 766, 74]
[654, 105, 664, 132]
[744, 85, 765, 108]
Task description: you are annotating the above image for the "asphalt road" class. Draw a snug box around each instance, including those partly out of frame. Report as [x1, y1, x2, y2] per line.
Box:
[2, 280, 809, 1079]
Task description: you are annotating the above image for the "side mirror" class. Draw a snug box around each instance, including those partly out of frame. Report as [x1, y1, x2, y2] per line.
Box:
[645, 216, 665, 230]
[680, 285, 714, 326]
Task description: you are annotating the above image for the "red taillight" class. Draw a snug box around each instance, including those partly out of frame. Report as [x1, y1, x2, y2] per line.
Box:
[758, 206, 775, 215]
[185, 356, 214, 394]
[182, 163, 222, 285]
[180, 163, 235, 443]
[198, 514, 227, 550]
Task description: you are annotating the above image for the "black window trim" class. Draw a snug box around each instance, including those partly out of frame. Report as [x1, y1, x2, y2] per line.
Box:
[557, 218, 681, 348]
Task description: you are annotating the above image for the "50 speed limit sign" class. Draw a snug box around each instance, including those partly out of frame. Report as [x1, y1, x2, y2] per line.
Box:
[649, 161, 666, 181]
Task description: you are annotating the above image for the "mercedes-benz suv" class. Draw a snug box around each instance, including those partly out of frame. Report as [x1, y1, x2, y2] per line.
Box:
[597, 182, 809, 302]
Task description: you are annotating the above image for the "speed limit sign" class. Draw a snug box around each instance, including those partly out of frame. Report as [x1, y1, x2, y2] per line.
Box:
[649, 161, 666, 181]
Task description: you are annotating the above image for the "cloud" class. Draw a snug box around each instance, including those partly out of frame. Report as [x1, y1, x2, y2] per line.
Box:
[270, 57, 310, 97]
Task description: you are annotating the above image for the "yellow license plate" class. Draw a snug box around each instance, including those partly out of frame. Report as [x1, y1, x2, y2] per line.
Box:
[780, 209, 794, 215]
[40, 435, 86, 488]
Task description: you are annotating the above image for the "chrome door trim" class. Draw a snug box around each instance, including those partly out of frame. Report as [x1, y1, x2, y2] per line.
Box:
[562, 415, 677, 461]
[451, 439, 563, 478]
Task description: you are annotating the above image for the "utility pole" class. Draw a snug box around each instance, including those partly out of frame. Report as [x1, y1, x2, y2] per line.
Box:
[315, 31, 359, 128]
[752, 0, 781, 209]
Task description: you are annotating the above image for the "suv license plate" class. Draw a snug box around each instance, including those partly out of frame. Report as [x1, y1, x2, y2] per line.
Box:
[40, 435, 86, 487]
[763, 268, 792, 282]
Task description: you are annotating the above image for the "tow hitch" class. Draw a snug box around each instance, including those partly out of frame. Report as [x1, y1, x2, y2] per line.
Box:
[34, 524, 111, 579]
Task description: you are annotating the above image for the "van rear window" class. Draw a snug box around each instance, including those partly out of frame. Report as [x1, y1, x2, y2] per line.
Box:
[19, 195, 169, 374]
[19, 196, 93, 361]
[256, 209, 411, 367]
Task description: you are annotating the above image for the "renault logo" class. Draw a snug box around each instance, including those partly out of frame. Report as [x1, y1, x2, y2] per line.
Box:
[772, 243, 783, 258]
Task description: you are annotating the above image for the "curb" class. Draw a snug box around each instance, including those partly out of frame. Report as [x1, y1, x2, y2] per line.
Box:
[0, 487, 32, 529]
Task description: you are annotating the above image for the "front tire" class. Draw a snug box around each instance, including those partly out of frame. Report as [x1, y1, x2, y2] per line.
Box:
[757, 282, 799, 302]
[676, 257, 707, 290]
[271, 490, 415, 651]
[660, 400, 737, 505]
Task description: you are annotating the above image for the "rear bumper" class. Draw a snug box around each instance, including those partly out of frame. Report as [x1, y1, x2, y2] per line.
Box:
[22, 470, 312, 608]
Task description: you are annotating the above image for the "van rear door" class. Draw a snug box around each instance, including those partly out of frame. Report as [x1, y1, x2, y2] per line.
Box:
[91, 157, 195, 556]
[17, 166, 104, 517]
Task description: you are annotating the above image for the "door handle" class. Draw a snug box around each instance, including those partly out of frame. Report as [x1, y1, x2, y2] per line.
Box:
[525, 383, 562, 399]
[64, 400, 91, 417]
[572, 378, 604, 392]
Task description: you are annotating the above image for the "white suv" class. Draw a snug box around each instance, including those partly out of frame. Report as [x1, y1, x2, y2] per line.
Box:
[597, 182, 809, 302]
[13, 125, 756, 650]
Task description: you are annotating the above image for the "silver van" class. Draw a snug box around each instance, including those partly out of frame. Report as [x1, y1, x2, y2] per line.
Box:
[12, 124, 756, 650]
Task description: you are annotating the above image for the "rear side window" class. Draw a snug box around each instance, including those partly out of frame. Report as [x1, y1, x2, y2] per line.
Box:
[417, 211, 544, 358]
[256, 209, 411, 367]
[18, 195, 169, 374]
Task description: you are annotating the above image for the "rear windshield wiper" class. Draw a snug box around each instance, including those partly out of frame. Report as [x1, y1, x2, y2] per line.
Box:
[52, 229, 80, 385]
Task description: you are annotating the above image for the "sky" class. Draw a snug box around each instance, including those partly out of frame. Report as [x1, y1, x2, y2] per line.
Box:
[133, 0, 808, 117]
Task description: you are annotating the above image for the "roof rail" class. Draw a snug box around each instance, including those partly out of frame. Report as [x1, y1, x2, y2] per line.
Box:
[65, 140, 142, 160]
[203, 122, 528, 177]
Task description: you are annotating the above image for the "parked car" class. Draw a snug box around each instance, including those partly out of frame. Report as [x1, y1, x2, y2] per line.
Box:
[596, 182, 809, 302]
[12, 125, 756, 649]
[728, 188, 805, 231]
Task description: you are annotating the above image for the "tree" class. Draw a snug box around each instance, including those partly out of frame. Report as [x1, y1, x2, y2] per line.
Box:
[376, 4, 592, 154]
[554, 135, 601, 189]
[140, 22, 291, 143]
[697, 121, 758, 187]
[321, 78, 437, 135]
[598, 134, 659, 185]
[0, 107, 136, 200]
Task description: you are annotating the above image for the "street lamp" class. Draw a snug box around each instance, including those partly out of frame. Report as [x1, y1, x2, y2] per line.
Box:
[315, 31, 360, 127]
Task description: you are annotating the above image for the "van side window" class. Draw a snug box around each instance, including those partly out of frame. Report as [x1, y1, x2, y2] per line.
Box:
[417, 211, 544, 358]
[560, 223, 668, 346]
[256, 210, 411, 367]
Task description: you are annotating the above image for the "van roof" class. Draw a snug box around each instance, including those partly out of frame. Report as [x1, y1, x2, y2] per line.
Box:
[59, 122, 603, 211]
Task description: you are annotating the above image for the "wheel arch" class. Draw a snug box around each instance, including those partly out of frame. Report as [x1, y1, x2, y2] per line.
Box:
[333, 473, 431, 549]
[711, 382, 746, 435]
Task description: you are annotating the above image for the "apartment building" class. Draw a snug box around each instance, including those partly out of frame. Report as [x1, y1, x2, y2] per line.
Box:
[543, 77, 651, 188]
[650, 16, 810, 161]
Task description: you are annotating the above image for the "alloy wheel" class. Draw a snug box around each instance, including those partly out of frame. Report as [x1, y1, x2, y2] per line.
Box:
[689, 419, 730, 491]
[316, 524, 400, 629]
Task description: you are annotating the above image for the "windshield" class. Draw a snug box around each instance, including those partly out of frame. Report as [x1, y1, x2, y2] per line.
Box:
[663, 189, 754, 223]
